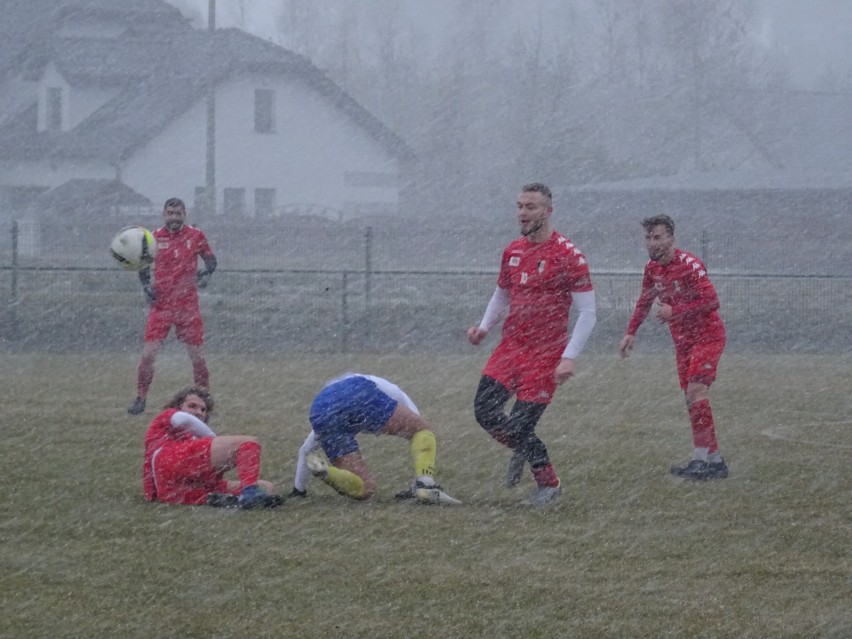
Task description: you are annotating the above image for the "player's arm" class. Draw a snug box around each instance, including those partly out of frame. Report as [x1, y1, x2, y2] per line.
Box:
[170, 411, 216, 438]
[467, 286, 509, 345]
[625, 268, 657, 335]
[556, 290, 596, 383]
[197, 254, 217, 288]
[138, 266, 156, 304]
[562, 290, 596, 360]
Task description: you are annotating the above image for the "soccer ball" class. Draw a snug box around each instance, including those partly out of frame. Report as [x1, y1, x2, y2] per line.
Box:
[110, 226, 156, 270]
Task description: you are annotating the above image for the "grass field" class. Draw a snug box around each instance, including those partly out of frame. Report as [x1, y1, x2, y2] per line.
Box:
[1, 349, 849, 638]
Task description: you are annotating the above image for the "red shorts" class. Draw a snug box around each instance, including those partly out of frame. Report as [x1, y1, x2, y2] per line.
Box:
[145, 305, 203, 346]
[151, 438, 231, 505]
[482, 340, 563, 404]
[674, 336, 726, 390]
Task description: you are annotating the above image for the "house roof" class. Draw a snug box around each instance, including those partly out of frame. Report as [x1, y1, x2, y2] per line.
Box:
[0, 2, 412, 164]
[31, 178, 152, 211]
[0, 0, 188, 80]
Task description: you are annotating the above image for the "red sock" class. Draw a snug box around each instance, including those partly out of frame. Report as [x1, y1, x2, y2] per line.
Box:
[531, 462, 559, 488]
[488, 429, 512, 449]
[235, 441, 262, 488]
[192, 358, 210, 389]
[688, 400, 719, 454]
[137, 356, 155, 398]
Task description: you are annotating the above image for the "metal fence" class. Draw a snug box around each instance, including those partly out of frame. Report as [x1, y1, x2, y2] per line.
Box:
[1, 219, 850, 353]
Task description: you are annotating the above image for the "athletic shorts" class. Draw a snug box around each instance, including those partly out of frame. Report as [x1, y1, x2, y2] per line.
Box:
[309, 376, 398, 461]
[144, 305, 204, 346]
[482, 339, 563, 404]
[674, 335, 726, 390]
[151, 437, 229, 505]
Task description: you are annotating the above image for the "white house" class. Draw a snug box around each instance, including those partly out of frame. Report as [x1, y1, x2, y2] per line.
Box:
[0, 0, 412, 224]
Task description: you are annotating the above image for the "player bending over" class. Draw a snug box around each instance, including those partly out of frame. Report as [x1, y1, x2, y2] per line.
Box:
[291, 373, 461, 505]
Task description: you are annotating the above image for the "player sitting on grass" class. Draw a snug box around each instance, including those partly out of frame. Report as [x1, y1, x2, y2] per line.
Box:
[290, 373, 461, 505]
[142, 386, 283, 509]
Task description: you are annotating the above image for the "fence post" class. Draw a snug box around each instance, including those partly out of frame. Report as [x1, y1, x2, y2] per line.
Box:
[364, 226, 373, 347]
[9, 220, 19, 341]
[341, 270, 349, 353]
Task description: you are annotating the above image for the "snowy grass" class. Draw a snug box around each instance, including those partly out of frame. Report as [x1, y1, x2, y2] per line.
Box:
[1, 351, 849, 638]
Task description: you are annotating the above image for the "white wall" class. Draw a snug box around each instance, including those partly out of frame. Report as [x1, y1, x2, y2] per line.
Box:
[125, 73, 400, 219]
[121, 99, 208, 208]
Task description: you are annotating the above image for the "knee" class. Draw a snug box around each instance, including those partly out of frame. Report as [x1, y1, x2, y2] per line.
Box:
[474, 395, 504, 430]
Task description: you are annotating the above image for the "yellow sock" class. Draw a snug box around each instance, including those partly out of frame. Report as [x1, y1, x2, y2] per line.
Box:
[411, 430, 437, 479]
[323, 466, 366, 500]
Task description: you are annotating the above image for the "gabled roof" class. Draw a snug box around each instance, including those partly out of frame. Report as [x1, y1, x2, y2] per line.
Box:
[31, 178, 152, 211]
[0, 16, 413, 163]
[0, 0, 188, 80]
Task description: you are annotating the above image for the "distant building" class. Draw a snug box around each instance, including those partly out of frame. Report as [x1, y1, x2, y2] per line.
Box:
[0, 0, 412, 225]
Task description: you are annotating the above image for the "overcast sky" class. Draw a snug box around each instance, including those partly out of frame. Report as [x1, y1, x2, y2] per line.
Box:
[166, 0, 852, 89]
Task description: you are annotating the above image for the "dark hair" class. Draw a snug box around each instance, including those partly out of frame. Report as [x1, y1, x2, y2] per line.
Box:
[522, 182, 552, 201]
[164, 386, 214, 415]
[163, 197, 186, 211]
[641, 214, 674, 236]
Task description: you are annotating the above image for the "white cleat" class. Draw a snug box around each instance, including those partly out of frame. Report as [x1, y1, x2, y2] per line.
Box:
[526, 480, 562, 506]
[306, 452, 329, 478]
[415, 486, 462, 506]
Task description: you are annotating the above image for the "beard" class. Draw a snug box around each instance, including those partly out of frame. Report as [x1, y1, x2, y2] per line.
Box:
[520, 220, 544, 237]
[166, 220, 184, 232]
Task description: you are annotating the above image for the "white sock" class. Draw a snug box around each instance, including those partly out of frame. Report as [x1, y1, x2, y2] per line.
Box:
[693, 447, 709, 461]
[707, 452, 723, 463]
[418, 475, 436, 488]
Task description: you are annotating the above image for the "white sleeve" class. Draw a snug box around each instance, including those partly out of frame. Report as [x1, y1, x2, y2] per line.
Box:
[170, 411, 216, 438]
[479, 286, 510, 331]
[294, 430, 318, 492]
[561, 290, 597, 359]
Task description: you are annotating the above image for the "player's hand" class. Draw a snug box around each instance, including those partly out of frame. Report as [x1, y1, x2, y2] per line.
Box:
[655, 303, 672, 323]
[619, 334, 634, 359]
[554, 358, 575, 385]
[467, 326, 487, 345]
[196, 270, 211, 289]
[143, 284, 157, 305]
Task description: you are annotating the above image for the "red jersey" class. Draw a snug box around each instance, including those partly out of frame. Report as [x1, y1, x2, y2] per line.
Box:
[142, 408, 209, 501]
[498, 231, 593, 350]
[626, 248, 725, 344]
[152, 225, 214, 308]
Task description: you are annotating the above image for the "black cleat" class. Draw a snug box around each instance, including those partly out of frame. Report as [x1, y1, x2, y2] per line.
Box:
[128, 397, 146, 415]
[671, 458, 729, 480]
[237, 484, 284, 509]
[207, 492, 239, 508]
[288, 487, 307, 499]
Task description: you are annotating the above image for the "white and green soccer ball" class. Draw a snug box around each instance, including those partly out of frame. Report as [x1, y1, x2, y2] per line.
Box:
[109, 226, 156, 271]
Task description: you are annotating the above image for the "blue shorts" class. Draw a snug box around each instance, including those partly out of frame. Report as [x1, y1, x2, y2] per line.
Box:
[309, 376, 398, 461]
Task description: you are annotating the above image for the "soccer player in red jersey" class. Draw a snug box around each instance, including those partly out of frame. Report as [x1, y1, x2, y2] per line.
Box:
[619, 214, 728, 480]
[467, 183, 597, 505]
[142, 386, 282, 508]
[128, 198, 217, 415]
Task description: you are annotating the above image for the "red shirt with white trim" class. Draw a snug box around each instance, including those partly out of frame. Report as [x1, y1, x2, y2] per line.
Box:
[627, 248, 725, 344]
[497, 230, 593, 350]
[152, 225, 214, 308]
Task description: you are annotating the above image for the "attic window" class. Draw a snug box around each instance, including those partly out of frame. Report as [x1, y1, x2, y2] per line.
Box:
[254, 89, 275, 133]
[47, 87, 62, 131]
